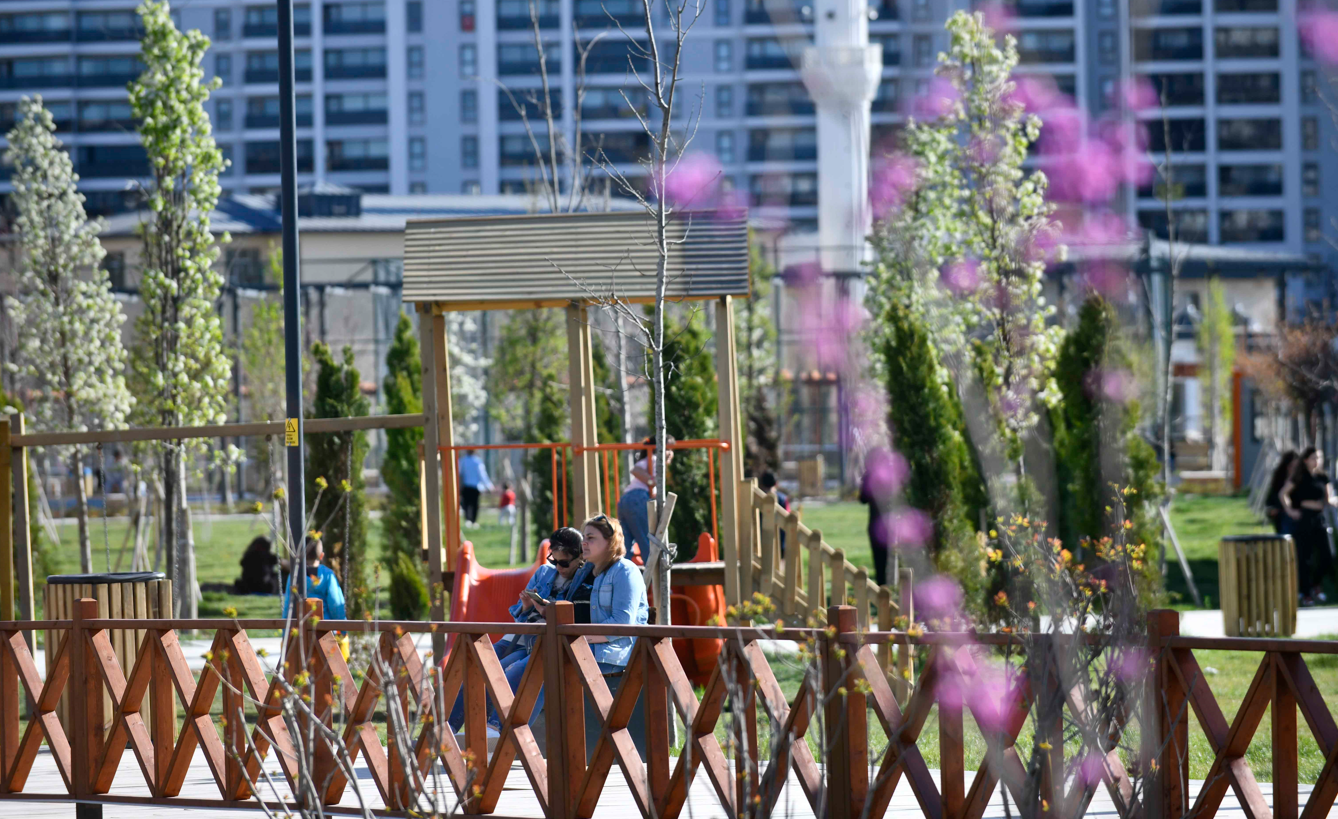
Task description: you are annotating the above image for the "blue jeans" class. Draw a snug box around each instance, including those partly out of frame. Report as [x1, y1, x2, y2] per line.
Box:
[450, 653, 625, 731]
[617, 488, 652, 561]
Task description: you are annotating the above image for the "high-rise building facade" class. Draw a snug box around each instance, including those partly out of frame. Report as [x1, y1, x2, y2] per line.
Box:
[0, 0, 1331, 264]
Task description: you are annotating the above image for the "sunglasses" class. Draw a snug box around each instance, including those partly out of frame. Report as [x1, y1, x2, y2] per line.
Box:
[548, 555, 578, 568]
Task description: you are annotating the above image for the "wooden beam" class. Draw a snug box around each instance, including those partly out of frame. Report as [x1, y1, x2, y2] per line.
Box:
[417, 307, 446, 662]
[11, 413, 32, 649]
[10, 413, 424, 448]
[567, 302, 600, 522]
[425, 294, 724, 315]
[714, 296, 743, 612]
[432, 312, 460, 571]
[0, 418, 11, 622]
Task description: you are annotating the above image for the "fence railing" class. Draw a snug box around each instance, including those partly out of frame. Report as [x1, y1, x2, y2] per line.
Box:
[0, 603, 1328, 818]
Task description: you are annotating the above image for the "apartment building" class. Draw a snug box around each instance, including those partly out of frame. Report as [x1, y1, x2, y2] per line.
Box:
[0, 0, 1331, 266]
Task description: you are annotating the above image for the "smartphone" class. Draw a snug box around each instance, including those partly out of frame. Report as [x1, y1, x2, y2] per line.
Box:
[525, 589, 551, 606]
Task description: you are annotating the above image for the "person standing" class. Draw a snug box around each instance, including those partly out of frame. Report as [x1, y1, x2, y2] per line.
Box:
[760, 470, 789, 554]
[859, 468, 890, 587]
[616, 436, 675, 561]
[458, 449, 493, 529]
[1282, 446, 1337, 605]
[498, 482, 517, 527]
[1264, 450, 1300, 535]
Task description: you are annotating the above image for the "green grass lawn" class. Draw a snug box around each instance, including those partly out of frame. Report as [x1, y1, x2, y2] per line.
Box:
[1165, 494, 1271, 610]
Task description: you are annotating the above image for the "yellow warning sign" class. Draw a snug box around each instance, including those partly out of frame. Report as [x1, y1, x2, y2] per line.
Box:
[285, 418, 300, 446]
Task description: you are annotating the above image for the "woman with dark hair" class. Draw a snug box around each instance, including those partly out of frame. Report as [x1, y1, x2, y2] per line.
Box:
[236, 535, 280, 594]
[1264, 450, 1300, 535]
[1282, 446, 1337, 605]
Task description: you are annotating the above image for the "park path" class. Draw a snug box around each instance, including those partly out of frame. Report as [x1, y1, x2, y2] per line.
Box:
[2, 744, 1315, 819]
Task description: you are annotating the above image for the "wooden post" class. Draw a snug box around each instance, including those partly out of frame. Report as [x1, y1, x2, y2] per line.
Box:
[807, 530, 824, 621]
[829, 548, 846, 607]
[894, 567, 914, 704]
[0, 418, 12, 623]
[566, 302, 600, 522]
[1274, 651, 1298, 819]
[70, 599, 100, 799]
[419, 307, 456, 661]
[757, 486, 778, 600]
[12, 414, 32, 649]
[714, 296, 744, 611]
[1147, 609, 1186, 819]
[432, 312, 459, 571]
[545, 601, 579, 819]
[823, 605, 867, 819]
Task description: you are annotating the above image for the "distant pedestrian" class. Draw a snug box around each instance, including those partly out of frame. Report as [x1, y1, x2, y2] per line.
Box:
[458, 449, 493, 529]
[617, 435, 675, 562]
[1264, 450, 1300, 535]
[859, 468, 890, 587]
[281, 535, 347, 622]
[498, 482, 517, 527]
[236, 535, 280, 595]
[1282, 446, 1337, 605]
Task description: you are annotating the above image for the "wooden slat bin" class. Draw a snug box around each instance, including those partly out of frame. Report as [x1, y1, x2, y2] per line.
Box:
[1219, 535, 1297, 637]
[45, 572, 172, 726]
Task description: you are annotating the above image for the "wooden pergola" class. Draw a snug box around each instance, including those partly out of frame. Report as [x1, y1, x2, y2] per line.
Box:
[401, 210, 752, 627]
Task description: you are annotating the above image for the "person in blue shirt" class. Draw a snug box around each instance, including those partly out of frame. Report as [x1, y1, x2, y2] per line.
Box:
[458, 449, 493, 529]
[281, 535, 347, 622]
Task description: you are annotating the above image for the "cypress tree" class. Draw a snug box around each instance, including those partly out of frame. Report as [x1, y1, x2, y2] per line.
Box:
[381, 313, 428, 618]
[656, 311, 717, 562]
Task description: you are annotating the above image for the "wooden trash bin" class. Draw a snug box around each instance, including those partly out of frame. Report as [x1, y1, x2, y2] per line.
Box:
[1219, 535, 1297, 637]
[797, 456, 825, 499]
[45, 572, 172, 726]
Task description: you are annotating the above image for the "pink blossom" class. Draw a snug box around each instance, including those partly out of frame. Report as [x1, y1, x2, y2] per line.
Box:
[1078, 752, 1106, 787]
[940, 259, 981, 295]
[1007, 75, 1065, 115]
[965, 666, 1020, 734]
[1110, 647, 1149, 684]
[800, 296, 863, 369]
[1080, 261, 1131, 298]
[1045, 140, 1122, 204]
[915, 576, 964, 621]
[1300, 6, 1338, 66]
[863, 447, 909, 501]
[663, 152, 723, 208]
[1062, 210, 1130, 248]
[1096, 118, 1154, 186]
[910, 77, 961, 120]
[785, 261, 823, 289]
[968, 135, 1001, 165]
[870, 154, 919, 222]
[1086, 368, 1137, 403]
[1117, 76, 1160, 112]
[1037, 104, 1085, 155]
[887, 509, 933, 548]
[977, 0, 1016, 33]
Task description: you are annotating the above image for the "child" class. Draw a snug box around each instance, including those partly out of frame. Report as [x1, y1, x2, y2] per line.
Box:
[498, 482, 517, 526]
[281, 535, 347, 622]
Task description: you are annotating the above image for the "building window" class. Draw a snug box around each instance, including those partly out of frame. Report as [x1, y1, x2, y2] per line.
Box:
[214, 8, 231, 39]
[408, 0, 423, 32]
[1217, 73, 1280, 105]
[460, 0, 475, 31]
[1305, 208, 1322, 243]
[1097, 0, 1116, 17]
[716, 0, 731, 25]
[911, 0, 930, 20]
[460, 44, 476, 77]
[408, 91, 426, 124]
[102, 252, 126, 290]
[716, 130, 735, 163]
[221, 144, 234, 176]
[461, 90, 478, 122]
[1220, 209, 1285, 243]
[1138, 209, 1208, 242]
[409, 46, 425, 78]
[327, 138, 389, 171]
[1303, 162, 1320, 197]
[912, 35, 933, 67]
[1098, 31, 1117, 65]
[1218, 164, 1283, 197]
[216, 98, 233, 131]
[1134, 28, 1203, 61]
[1302, 116, 1319, 150]
[462, 180, 482, 194]
[1213, 26, 1279, 59]
[1149, 118, 1207, 152]
[1217, 118, 1282, 151]
[1302, 70, 1317, 104]
[1142, 73, 1204, 106]
[715, 40, 733, 72]
[462, 135, 479, 168]
[216, 53, 232, 83]
[715, 85, 733, 118]
[409, 181, 426, 194]
[409, 137, 427, 171]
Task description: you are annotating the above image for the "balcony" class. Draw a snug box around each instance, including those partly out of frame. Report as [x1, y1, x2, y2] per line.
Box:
[76, 73, 141, 88]
[77, 147, 150, 177]
[245, 112, 314, 128]
[1011, 0, 1074, 16]
[498, 12, 559, 28]
[0, 28, 71, 43]
[869, 0, 898, 20]
[245, 67, 313, 83]
[746, 53, 794, 70]
[1146, 0, 1202, 13]
[1018, 45, 1075, 63]
[325, 63, 385, 79]
[323, 18, 385, 34]
[326, 109, 387, 125]
[78, 117, 138, 132]
[0, 74, 74, 89]
[745, 2, 811, 24]
[328, 155, 388, 171]
[244, 20, 312, 36]
[75, 26, 143, 42]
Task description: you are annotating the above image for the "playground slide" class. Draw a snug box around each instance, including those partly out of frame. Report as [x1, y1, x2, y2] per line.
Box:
[668, 533, 728, 687]
[448, 539, 550, 646]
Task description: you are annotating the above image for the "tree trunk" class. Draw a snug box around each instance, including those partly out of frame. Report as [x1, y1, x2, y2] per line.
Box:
[178, 455, 199, 619]
[73, 448, 92, 573]
[616, 312, 633, 445]
[162, 448, 178, 597]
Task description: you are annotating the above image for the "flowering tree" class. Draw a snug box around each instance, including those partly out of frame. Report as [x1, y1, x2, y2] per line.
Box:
[128, 0, 232, 618]
[1196, 278, 1235, 472]
[4, 96, 135, 573]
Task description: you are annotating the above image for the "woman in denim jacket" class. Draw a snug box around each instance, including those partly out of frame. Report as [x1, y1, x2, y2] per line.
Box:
[496, 527, 585, 669]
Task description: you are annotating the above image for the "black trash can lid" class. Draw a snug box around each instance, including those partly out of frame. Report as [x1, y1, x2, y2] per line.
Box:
[47, 572, 166, 585]
[1220, 534, 1290, 543]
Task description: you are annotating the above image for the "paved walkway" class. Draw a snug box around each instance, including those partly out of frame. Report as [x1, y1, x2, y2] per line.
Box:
[0, 746, 1316, 819]
[1180, 605, 1338, 638]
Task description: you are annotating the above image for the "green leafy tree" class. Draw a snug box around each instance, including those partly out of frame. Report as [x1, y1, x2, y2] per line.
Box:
[240, 253, 285, 509]
[4, 96, 134, 573]
[592, 334, 624, 510]
[381, 313, 425, 604]
[528, 383, 570, 544]
[1197, 278, 1236, 472]
[886, 11, 1063, 476]
[306, 343, 371, 617]
[1052, 295, 1163, 584]
[128, 1, 231, 617]
[656, 310, 717, 563]
[738, 242, 780, 476]
[1, 392, 51, 584]
[489, 310, 566, 442]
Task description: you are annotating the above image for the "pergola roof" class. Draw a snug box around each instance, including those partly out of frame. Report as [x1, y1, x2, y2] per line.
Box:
[402, 210, 751, 309]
